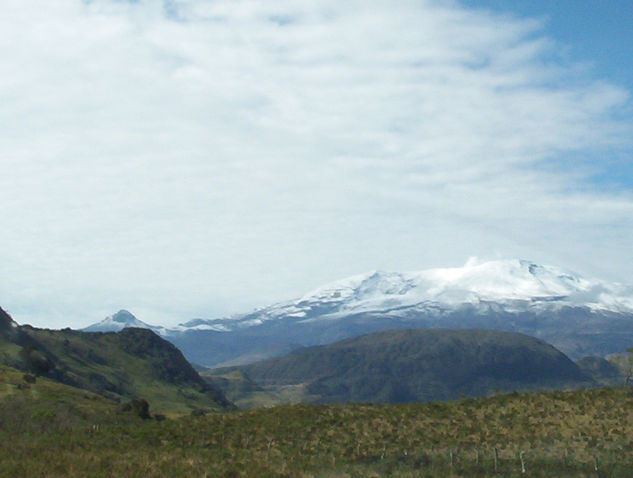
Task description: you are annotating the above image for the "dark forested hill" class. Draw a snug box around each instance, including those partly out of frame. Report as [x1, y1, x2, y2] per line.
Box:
[216, 328, 592, 404]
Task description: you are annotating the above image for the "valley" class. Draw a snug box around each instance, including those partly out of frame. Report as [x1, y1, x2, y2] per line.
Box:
[3, 261, 633, 476]
[4, 0, 632, 474]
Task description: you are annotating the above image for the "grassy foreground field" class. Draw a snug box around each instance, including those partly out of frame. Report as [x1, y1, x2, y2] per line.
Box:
[3, 364, 633, 477]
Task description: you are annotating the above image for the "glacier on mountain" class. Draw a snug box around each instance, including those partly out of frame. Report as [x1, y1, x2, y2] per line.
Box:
[84, 259, 633, 335]
[81, 259, 633, 365]
[189, 259, 633, 332]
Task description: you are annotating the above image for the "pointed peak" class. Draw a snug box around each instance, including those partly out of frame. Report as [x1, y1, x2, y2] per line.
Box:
[83, 309, 157, 333]
[110, 309, 138, 323]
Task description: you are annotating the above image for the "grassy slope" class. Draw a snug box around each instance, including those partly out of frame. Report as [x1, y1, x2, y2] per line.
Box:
[0, 365, 143, 447]
[3, 366, 633, 477]
[28, 327, 231, 415]
[0, 309, 232, 415]
[0, 364, 120, 424]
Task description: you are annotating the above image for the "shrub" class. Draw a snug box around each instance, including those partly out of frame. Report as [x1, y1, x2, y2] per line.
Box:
[19, 345, 52, 375]
[120, 398, 151, 419]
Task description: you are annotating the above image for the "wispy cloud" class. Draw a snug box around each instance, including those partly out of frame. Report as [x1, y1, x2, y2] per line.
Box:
[0, 0, 631, 327]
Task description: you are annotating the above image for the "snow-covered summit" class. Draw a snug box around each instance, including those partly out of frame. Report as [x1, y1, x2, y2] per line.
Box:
[83, 309, 165, 334]
[77, 260, 633, 366]
[81, 260, 633, 338]
[298, 258, 632, 313]
[198, 259, 633, 331]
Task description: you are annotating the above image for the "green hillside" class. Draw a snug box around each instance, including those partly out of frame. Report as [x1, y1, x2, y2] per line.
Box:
[209, 328, 594, 406]
[0, 307, 232, 415]
[0, 364, 132, 429]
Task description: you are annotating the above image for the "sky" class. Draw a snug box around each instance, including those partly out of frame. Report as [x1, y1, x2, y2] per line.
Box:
[0, 0, 632, 329]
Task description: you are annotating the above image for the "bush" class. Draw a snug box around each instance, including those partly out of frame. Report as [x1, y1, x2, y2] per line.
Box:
[19, 345, 52, 375]
[120, 399, 151, 419]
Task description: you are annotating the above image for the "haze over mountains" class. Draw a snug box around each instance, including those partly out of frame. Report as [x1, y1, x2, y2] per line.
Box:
[83, 259, 633, 366]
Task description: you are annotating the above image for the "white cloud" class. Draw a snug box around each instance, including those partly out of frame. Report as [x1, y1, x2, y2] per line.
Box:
[0, 0, 631, 328]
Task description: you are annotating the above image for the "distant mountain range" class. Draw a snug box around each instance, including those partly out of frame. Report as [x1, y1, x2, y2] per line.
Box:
[83, 259, 633, 365]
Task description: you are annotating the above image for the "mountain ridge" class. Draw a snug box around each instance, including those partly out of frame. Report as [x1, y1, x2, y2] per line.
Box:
[81, 259, 633, 366]
[0, 307, 232, 414]
[86, 259, 633, 333]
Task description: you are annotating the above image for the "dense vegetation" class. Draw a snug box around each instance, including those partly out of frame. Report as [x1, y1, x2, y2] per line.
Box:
[2, 363, 633, 477]
[209, 329, 595, 406]
[0, 307, 231, 414]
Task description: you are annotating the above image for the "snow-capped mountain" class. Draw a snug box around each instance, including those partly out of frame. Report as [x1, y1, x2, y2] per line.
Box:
[179, 259, 633, 332]
[308, 258, 632, 313]
[83, 260, 633, 366]
[82, 309, 169, 335]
